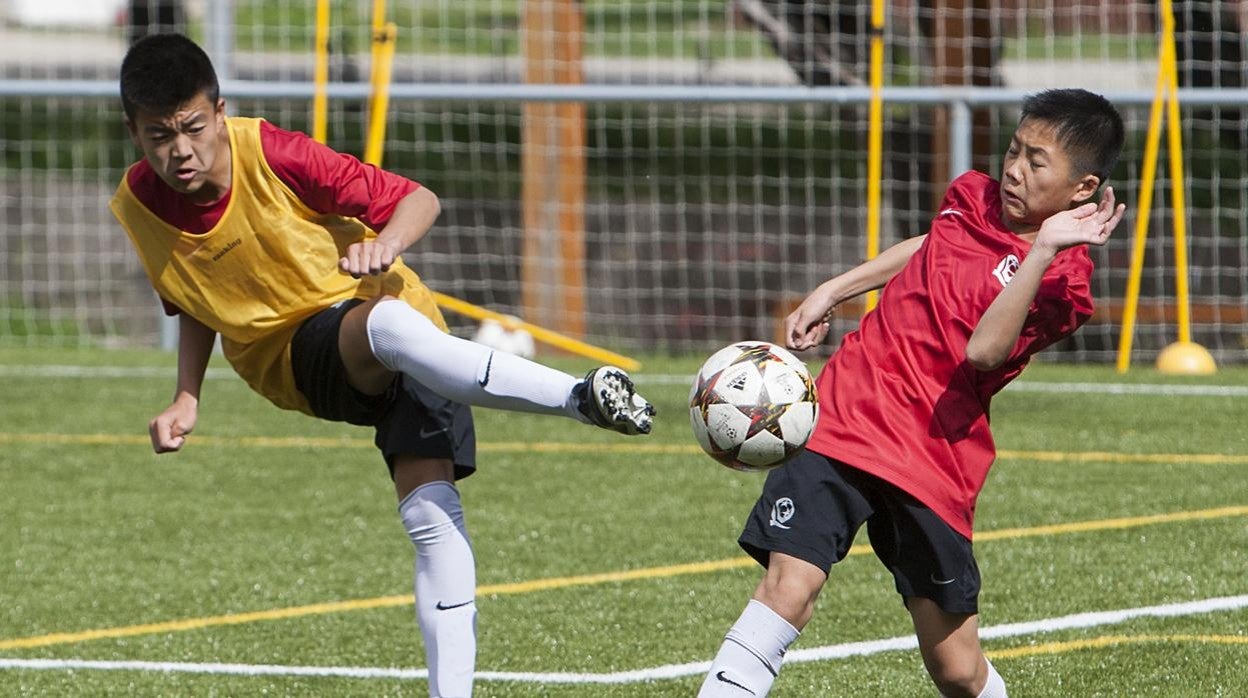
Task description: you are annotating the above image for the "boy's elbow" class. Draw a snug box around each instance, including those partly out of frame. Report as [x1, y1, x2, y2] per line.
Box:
[965, 341, 1006, 372]
[418, 187, 441, 216]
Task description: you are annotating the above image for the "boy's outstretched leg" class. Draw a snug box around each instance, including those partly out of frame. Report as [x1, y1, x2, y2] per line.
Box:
[572, 365, 654, 435]
[394, 458, 476, 698]
[341, 298, 653, 434]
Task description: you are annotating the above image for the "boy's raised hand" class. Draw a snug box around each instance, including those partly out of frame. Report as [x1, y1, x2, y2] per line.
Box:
[1036, 186, 1126, 253]
[340, 239, 402, 278]
[785, 282, 838, 351]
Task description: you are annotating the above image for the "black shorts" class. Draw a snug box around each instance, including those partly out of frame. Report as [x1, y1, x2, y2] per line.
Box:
[739, 450, 980, 614]
[289, 299, 477, 480]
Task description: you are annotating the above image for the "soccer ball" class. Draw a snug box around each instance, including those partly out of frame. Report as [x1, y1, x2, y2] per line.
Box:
[689, 341, 819, 472]
[472, 317, 536, 359]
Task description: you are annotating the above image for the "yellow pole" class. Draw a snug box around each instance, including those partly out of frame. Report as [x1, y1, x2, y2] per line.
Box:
[431, 292, 641, 371]
[368, 0, 385, 48]
[364, 22, 396, 166]
[364, 0, 395, 166]
[1161, 5, 1192, 344]
[311, 0, 330, 144]
[1115, 59, 1169, 372]
[863, 0, 886, 313]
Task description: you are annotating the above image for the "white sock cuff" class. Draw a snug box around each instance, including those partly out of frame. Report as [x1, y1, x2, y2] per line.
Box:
[398, 481, 464, 539]
[742, 599, 799, 640]
[366, 298, 440, 372]
[401, 477, 460, 505]
[725, 600, 800, 673]
[977, 658, 1007, 698]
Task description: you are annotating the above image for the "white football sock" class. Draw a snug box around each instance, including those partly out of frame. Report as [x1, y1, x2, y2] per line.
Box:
[976, 659, 1007, 698]
[399, 481, 477, 698]
[367, 299, 584, 420]
[698, 600, 799, 697]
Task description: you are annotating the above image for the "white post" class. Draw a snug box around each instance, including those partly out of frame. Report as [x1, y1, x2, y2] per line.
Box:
[205, 0, 234, 84]
[159, 313, 178, 351]
[948, 98, 972, 179]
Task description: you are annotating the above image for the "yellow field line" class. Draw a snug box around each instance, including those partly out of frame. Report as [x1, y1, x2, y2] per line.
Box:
[975, 505, 1248, 542]
[996, 449, 1248, 466]
[988, 633, 1248, 661]
[3, 432, 1248, 465]
[2, 504, 1246, 651]
[0, 599, 414, 651]
[0, 558, 756, 651]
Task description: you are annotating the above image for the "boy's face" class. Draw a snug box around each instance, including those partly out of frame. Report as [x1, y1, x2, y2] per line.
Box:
[999, 118, 1099, 233]
[125, 92, 229, 204]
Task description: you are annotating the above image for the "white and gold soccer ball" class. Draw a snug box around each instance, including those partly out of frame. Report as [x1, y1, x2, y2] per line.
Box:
[689, 341, 819, 472]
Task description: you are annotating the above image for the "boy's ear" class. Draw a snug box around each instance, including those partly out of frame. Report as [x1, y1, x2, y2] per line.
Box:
[1071, 174, 1100, 204]
[124, 116, 140, 148]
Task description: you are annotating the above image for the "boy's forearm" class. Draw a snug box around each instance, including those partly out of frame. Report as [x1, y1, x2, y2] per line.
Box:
[174, 313, 217, 402]
[374, 187, 441, 254]
[965, 245, 1057, 370]
[825, 234, 925, 304]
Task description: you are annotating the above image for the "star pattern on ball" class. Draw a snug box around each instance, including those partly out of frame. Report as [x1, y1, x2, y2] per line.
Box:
[735, 386, 789, 441]
[728, 344, 792, 441]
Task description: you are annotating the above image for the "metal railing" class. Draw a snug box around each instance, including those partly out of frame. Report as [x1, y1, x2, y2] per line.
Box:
[5, 77, 1248, 178]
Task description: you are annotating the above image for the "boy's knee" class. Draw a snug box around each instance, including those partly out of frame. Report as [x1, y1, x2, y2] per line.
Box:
[926, 654, 987, 698]
[753, 556, 826, 629]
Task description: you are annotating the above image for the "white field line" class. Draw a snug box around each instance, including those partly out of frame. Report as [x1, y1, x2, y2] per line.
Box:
[0, 365, 237, 380]
[2, 365, 1247, 397]
[3, 594, 1246, 684]
[998, 381, 1248, 397]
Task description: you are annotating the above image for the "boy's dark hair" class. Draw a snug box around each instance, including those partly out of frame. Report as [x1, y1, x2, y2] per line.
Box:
[120, 33, 219, 121]
[1019, 88, 1125, 185]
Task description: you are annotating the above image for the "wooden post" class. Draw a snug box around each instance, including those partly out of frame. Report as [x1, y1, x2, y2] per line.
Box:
[521, 0, 587, 338]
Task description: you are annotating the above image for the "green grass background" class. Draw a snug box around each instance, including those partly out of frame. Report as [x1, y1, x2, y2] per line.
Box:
[2, 349, 1247, 696]
[229, 0, 1151, 61]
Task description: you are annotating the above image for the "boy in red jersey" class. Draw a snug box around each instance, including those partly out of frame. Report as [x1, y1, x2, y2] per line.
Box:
[112, 34, 653, 698]
[698, 89, 1126, 697]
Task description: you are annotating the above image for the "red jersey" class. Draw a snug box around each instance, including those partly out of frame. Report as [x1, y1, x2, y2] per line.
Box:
[804, 171, 1094, 538]
[126, 120, 419, 313]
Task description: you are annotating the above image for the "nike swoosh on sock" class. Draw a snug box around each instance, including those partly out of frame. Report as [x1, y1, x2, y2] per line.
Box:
[477, 351, 494, 388]
[715, 670, 756, 695]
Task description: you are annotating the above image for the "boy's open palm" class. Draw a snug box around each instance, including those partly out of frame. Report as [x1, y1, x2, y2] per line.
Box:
[1036, 186, 1126, 252]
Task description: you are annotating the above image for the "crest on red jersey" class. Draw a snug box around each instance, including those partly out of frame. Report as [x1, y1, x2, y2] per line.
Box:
[992, 254, 1020, 287]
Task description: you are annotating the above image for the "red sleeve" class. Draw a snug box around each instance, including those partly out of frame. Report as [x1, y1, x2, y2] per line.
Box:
[259, 120, 420, 229]
[1011, 251, 1095, 360]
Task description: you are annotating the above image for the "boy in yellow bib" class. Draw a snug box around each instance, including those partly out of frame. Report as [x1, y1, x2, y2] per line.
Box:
[112, 34, 653, 697]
